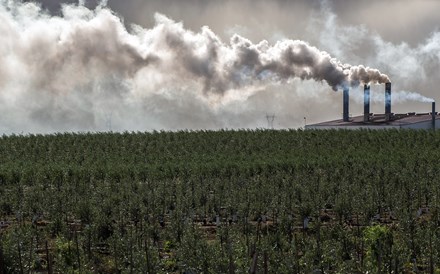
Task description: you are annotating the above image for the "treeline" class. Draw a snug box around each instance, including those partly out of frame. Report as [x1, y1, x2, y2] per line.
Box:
[0, 129, 439, 273]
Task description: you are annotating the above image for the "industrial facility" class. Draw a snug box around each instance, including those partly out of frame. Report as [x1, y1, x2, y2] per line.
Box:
[306, 83, 439, 130]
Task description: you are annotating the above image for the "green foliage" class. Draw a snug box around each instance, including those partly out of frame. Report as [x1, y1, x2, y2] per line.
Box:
[364, 225, 393, 272]
[0, 129, 440, 272]
[54, 236, 76, 270]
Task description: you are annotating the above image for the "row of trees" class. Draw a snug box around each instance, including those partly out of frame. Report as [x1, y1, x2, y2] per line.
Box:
[1, 129, 440, 272]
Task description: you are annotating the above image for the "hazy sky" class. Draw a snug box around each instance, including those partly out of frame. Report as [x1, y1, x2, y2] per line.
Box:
[2, 0, 440, 133]
[31, 0, 440, 46]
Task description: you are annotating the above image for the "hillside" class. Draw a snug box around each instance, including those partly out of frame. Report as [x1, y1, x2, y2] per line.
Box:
[1, 129, 440, 273]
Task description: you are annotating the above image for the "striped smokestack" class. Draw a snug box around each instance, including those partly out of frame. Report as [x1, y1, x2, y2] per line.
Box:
[432, 101, 436, 130]
[343, 87, 349, 122]
[385, 82, 391, 121]
[364, 84, 370, 123]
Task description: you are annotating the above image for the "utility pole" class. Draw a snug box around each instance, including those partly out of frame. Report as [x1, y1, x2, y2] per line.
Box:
[105, 112, 113, 132]
[266, 114, 275, 129]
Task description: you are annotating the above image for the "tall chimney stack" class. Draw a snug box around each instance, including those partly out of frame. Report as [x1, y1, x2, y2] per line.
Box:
[364, 84, 370, 122]
[432, 101, 436, 130]
[343, 87, 349, 122]
[385, 82, 391, 121]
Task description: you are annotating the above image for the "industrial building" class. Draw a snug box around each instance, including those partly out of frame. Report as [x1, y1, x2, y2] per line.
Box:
[306, 83, 439, 130]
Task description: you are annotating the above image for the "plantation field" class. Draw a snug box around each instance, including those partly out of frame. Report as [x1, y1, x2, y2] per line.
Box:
[0, 129, 440, 273]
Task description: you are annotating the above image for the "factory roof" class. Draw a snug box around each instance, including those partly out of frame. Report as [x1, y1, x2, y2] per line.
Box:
[307, 113, 439, 128]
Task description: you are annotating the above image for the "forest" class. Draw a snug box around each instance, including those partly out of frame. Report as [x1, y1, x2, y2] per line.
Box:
[0, 129, 439, 273]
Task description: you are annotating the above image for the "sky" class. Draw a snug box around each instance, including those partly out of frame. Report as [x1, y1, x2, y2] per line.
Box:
[1, 0, 440, 133]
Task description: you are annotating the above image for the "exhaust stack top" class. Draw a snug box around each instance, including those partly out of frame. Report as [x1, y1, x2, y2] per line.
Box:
[343, 87, 349, 122]
[385, 82, 392, 121]
[364, 85, 370, 123]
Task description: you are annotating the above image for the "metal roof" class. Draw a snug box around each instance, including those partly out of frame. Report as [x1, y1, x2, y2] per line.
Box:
[308, 113, 439, 127]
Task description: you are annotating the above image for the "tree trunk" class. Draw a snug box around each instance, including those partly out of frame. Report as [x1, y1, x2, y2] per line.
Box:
[145, 238, 151, 273]
[75, 231, 81, 272]
[18, 239, 24, 274]
[250, 251, 258, 274]
[46, 240, 52, 274]
[0, 239, 6, 274]
[28, 236, 33, 274]
[263, 251, 268, 274]
[430, 231, 434, 274]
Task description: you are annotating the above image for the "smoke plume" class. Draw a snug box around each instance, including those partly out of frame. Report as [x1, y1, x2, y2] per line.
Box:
[0, 1, 438, 133]
[2, 1, 390, 92]
[350, 88, 434, 105]
[391, 91, 434, 103]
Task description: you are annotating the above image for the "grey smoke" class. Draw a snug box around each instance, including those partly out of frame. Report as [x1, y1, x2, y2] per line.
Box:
[350, 87, 434, 105]
[0, 1, 438, 133]
[162, 13, 391, 92]
[0, 1, 390, 93]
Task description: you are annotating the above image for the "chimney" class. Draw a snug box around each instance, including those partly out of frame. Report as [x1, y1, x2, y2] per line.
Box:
[385, 82, 391, 121]
[343, 87, 349, 122]
[432, 101, 436, 130]
[364, 84, 370, 122]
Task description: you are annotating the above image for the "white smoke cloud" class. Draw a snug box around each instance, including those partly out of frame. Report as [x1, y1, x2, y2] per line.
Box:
[349, 87, 434, 106]
[0, 0, 438, 133]
[392, 91, 434, 104]
[307, 1, 438, 115]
